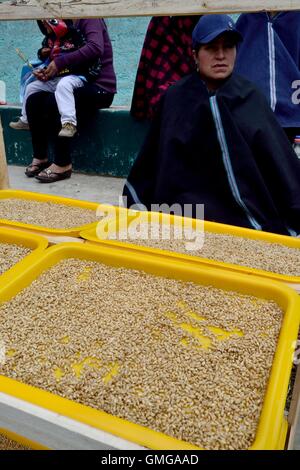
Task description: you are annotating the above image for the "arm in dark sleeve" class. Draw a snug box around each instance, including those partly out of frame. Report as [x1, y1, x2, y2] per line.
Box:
[54, 19, 105, 72]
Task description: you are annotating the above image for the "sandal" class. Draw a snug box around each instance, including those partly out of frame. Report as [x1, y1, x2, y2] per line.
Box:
[25, 161, 49, 178]
[35, 168, 72, 183]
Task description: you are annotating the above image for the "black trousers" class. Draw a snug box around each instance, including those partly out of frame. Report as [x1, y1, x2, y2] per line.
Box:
[26, 83, 114, 166]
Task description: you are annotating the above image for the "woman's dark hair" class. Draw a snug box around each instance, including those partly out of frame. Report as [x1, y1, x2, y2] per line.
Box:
[193, 44, 201, 54]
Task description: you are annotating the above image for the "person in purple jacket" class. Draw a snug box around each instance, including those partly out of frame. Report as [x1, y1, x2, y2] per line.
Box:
[22, 19, 117, 183]
[10, 19, 93, 137]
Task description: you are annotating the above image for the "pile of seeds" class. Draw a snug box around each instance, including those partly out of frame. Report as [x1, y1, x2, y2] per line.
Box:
[113, 223, 300, 276]
[0, 258, 283, 450]
[0, 198, 98, 229]
[0, 242, 31, 276]
[0, 434, 30, 450]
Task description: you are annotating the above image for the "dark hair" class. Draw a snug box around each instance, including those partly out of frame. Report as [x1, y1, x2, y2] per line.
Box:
[193, 44, 201, 54]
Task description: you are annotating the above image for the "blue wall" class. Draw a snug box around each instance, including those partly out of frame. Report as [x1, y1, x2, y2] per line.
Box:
[0, 18, 150, 107]
[0, 15, 239, 106]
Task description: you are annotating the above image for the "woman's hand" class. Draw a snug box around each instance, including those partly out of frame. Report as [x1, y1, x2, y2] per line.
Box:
[33, 68, 47, 81]
[43, 61, 58, 80]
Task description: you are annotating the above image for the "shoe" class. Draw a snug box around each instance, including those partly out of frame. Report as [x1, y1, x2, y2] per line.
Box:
[35, 168, 72, 183]
[9, 119, 30, 130]
[25, 160, 49, 178]
[58, 122, 77, 138]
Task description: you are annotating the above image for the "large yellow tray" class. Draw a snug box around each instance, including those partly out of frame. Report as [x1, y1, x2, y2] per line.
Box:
[81, 210, 300, 289]
[0, 243, 299, 450]
[0, 226, 47, 286]
[0, 189, 123, 237]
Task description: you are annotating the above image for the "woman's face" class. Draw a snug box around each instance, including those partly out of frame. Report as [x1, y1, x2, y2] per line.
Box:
[194, 34, 237, 90]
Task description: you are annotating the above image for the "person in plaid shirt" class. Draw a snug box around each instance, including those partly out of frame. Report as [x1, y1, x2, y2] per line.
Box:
[131, 16, 201, 120]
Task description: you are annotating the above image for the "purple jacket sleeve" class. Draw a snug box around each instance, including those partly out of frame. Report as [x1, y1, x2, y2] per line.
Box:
[54, 19, 105, 71]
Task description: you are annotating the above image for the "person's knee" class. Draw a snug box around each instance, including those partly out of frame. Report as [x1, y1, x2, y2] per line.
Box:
[26, 91, 50, 120]
[25, 81, 40, 96]
[55, 77, 73, 96]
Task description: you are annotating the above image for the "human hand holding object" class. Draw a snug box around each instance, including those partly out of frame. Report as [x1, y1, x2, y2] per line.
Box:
[43, 61, 58, 80]
[33, 68, 47, 81]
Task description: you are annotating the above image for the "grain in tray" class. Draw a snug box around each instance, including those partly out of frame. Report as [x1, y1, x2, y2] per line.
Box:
[0, 198, 97, 229]
[0, 258, 283, 450]
[0, 434, 30, 450]
[113, 222, 300, 276]
[0, 242, 31, 276]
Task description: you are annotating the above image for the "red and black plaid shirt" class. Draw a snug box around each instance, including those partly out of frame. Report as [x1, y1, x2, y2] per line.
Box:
[130, 16, 201, 120]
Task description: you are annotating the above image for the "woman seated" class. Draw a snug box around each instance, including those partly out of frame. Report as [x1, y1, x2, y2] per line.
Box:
[23, 18, 116, 183]
[123, 14, 300, 236]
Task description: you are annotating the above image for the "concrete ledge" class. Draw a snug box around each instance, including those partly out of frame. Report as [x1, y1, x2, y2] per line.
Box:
[0, 106, 149, 178]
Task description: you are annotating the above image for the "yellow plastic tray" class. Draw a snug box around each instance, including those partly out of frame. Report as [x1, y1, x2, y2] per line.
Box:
[0, 226, 48, 286]
[0, 243, 299, 450]
[81, 210, 300, 289]
[0, 189, 124, 237]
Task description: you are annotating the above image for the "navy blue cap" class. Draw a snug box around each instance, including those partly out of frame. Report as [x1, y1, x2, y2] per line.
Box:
[192, 14, 243, 48]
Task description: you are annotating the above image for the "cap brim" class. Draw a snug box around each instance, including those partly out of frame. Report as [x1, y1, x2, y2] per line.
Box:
[199, 28, 243, 45]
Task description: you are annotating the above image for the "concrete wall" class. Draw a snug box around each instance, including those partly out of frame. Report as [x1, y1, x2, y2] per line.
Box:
[0, 106, 149, 177]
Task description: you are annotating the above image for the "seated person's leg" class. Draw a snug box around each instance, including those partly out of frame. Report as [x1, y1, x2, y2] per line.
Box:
[74, 83, 114, 129]
[33, 91, 72, 182]
[55, 75, 84, 138]
[24, 91, 51, 177]
[10, 78, 58, 129]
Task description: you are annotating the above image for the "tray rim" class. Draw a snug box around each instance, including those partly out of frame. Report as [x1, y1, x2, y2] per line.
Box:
[0, 226, 48, 285]
[0, 189, 124, 236]
[0, 242, 299, 450]
[80, 210, 300, 285]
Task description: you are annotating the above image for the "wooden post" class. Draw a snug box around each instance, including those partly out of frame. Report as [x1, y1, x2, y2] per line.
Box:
[0, 0, 299, 21]
[0, 116, 10, 190]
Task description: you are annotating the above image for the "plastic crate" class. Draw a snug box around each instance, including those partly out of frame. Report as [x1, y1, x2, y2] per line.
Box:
[81, 210, 300, 290]
[0, 243, 299, 450]
[0, 189, 124, 237]
[0, 226, 47, 286]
